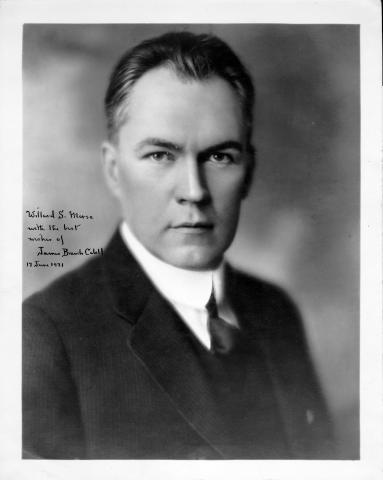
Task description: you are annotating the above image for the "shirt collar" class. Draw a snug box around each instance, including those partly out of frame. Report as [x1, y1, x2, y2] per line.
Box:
[119, 222, 225, 310]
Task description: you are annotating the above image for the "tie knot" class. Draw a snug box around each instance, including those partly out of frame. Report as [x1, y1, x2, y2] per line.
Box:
[206, 288, 238, 355]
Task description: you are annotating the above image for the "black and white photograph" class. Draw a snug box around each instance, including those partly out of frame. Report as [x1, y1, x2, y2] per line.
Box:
[22, 23, 360, 460]
[0, 1, 382, 479]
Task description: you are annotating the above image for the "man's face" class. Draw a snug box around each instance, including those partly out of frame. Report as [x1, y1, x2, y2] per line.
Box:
[103, 67, 250, 270]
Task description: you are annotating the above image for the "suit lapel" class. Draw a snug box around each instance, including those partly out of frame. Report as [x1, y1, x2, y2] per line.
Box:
[101, 229, 153, 322]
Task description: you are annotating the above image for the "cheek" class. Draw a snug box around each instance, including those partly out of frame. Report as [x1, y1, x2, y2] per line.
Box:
[210, 174, 246, 212]
[119, 165, 152, 199]
[118, 168, 170, 221]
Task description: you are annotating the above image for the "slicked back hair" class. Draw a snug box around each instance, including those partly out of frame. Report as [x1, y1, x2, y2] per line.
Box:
[104, 31, 255, 153]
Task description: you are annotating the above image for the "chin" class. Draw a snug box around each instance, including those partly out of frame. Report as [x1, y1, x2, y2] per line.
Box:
[167, 247, 223, 271]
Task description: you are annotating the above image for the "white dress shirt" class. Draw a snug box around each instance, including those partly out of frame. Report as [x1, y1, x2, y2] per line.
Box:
[120, 222, 238, 350]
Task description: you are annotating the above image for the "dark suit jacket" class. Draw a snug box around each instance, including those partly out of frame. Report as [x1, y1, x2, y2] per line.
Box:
[23, 230, 335, 459]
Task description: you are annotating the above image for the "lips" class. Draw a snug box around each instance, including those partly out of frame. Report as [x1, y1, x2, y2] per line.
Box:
[173, 222, 213, 228]
[171, 221, 214, 232]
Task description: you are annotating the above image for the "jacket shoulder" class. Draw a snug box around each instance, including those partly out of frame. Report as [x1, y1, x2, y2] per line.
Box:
[229, 266, 294, 299]
[227, 265, 302, 332]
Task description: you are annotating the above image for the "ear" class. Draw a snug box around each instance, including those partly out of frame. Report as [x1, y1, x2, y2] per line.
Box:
[241, 145, 256, 198]
[101, 141, 121, 198]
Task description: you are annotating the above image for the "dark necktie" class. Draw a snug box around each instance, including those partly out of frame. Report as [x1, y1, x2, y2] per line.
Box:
[205, 289, 239, 355]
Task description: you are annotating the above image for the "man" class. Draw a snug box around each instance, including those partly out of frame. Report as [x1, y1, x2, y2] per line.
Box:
[23, 31, 335, 459]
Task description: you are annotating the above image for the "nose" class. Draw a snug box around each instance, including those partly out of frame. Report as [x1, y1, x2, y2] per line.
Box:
[175, 157, 210, 205]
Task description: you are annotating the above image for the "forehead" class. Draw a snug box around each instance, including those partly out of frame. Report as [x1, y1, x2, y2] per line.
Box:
[117, 67, 244, 146]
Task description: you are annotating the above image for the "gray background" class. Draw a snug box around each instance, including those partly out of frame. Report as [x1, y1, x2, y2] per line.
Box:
[23, 24, 359, 458]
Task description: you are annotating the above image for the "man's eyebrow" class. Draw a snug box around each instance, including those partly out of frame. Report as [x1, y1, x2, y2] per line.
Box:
[135, 138, 183, 153]
[202, 141, 243, 154]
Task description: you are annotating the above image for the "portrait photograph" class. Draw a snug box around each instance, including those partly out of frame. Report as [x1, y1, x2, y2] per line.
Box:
[0, 1, 382, 480]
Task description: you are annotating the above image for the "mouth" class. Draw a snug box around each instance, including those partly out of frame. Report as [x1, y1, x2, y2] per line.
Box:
[171, 222, 214, 233]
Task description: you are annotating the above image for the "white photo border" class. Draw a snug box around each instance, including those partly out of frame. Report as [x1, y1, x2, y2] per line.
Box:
[0, 1, 381, 479]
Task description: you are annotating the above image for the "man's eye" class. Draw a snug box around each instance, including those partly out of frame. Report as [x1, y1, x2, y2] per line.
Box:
[208, 152, 234, 164]
[145, 151, 173, 162]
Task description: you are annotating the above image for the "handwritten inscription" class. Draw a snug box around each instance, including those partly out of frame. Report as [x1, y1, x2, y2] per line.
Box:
[25, 209, 93, 220]
[25, 208, 103, 269]
[37, 246, 104, 256]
